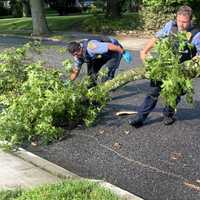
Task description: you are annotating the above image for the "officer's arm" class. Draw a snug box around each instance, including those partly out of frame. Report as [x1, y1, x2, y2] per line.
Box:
[70, 68, 80, 80]
[192, 32, 200, 58]
[140, 21, 173, 61]
[70, 57, 83, 80]
[140, 37, 157, 61]
[108, 43, 124, 54]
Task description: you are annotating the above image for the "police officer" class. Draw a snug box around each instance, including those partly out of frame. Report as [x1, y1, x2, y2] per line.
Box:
[67, 36, 132, 86]
[129, 5, 200, 128]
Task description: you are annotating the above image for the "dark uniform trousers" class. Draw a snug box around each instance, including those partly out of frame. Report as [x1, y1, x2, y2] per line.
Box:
[87, 51, 122, 86]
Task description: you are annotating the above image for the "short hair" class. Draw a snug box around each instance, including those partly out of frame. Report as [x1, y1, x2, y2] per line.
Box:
[67, 42, 81, 54]
[176, 5, 193, 19]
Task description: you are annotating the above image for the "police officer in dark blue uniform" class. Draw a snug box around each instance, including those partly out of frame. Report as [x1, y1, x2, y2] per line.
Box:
[129, 5, 200, 127]
[67, 36, 132, 86]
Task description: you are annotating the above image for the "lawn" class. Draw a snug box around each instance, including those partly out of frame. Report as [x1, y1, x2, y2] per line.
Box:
[0, 180, 120, 200]
[0, 13, 141, 36]
[0, 14, 90, 35]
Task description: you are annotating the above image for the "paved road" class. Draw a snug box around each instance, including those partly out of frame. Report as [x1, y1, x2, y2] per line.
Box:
[1, 35, 200, 200]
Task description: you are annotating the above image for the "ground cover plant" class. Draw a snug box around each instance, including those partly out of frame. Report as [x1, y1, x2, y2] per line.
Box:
[0, 189, 22, 200]
[0, 180, 120, 200]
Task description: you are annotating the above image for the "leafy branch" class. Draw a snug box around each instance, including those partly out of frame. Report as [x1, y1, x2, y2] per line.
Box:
[145, 32, 199, 108]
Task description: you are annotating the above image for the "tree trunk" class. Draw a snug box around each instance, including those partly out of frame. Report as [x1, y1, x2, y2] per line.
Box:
[29, 0, 50, 36]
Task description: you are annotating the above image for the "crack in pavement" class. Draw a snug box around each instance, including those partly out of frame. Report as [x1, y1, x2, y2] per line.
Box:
[72, 132, 190, 182]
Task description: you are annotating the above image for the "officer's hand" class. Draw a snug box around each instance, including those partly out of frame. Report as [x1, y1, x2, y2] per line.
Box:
[70, 68, 79, 80]
[192, 56, 200, 61]
[140, 50, 147, 61]
[123, 50, 133, 64]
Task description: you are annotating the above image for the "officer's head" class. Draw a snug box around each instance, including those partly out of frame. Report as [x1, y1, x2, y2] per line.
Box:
[68, 41, 83, 58]
[176, 6, 192, 31]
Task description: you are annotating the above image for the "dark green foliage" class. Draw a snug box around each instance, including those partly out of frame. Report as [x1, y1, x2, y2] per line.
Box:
[10, 0, 23, 17]
[0, 2, 10, 16]
[45, 0, 82, 15]
[141, 0, 200, 30]
[82, 13, 142, 33]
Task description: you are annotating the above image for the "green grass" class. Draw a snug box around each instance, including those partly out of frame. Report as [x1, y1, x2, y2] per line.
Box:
[0, 17, 32, 33]
[45, 8, 59, 16]
[0, 13, 142, 36]
[0, 15, 90, 35]
[47, 15, 90, 31]
[0, 188, 22, 200]
[0, 180, 120, 200]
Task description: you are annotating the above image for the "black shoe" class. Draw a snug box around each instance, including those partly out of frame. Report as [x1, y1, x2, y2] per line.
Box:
[163, 116, 176, 125]
[128, 115, 144, 128]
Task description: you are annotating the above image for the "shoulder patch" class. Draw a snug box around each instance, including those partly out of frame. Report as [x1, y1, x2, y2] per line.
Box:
[88, 41, 97, 50]
[186, 32, 192, 41]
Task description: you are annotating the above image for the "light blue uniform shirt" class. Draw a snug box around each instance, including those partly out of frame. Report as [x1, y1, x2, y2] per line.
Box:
[74, 38, 121, 70]
[155, 20, 200, 55]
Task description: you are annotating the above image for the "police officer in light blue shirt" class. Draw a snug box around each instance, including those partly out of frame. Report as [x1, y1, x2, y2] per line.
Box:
[155, 20, 200, 62]
[129, 5, 200, 128]
[67, 36, 132, 87]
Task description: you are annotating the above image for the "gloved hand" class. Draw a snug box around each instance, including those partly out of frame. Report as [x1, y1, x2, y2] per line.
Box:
[122, 50, 133, 64]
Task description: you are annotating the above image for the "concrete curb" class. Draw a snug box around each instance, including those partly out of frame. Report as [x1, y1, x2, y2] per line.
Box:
[14, 148, 143, 200]
[91, 180, 143, 200]
[14, 148, 79, 179]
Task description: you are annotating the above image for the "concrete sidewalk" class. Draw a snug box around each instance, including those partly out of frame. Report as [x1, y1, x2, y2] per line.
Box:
[0, 149, 60, 189]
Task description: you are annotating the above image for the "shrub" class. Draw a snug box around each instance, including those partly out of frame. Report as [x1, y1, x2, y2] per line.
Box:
[141, 0, 200, 31]
[140, 6, 175, 31]
[82, 13, 142, 33]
